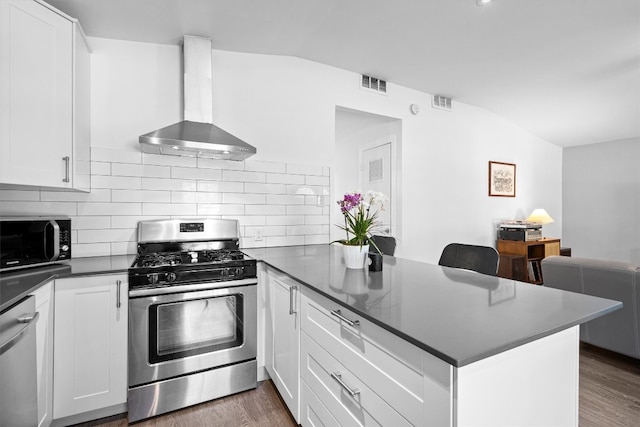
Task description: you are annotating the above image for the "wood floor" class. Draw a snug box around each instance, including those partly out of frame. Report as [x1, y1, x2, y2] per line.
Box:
[80, 344, 639, 426]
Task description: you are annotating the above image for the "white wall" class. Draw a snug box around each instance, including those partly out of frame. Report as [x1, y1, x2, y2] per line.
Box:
[563, 138, 640, 264]
[0, 37, 563, 262]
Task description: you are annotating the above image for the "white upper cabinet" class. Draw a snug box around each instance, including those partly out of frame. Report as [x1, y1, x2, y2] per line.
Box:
[0, 0, 90, 191]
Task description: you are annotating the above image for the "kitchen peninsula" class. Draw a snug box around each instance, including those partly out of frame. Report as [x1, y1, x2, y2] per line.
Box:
[246, 244, 621, 426]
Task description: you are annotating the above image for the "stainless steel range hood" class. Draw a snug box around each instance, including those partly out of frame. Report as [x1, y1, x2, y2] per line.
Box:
[139, 36, 256, 161]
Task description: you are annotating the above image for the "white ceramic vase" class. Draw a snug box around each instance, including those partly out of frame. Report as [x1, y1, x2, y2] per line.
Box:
[343, 244, 369, 269]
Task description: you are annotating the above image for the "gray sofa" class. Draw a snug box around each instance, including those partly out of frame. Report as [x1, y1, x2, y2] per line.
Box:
[542, 255, 640, 359]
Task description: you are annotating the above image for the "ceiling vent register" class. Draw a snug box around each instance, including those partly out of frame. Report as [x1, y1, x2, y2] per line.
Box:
[361, 75, 387, 94]
[432, 95, 453, 111]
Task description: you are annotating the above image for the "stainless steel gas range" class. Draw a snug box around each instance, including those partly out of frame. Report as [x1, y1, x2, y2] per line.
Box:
[127, 218, 257, 423]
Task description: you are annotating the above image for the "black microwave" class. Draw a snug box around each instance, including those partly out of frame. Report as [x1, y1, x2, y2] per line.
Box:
[0, 217, 71, 271]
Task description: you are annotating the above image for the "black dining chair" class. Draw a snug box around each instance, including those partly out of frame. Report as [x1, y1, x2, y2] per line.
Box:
[438, 243, 500, 276]
[369, 235, 397, 256]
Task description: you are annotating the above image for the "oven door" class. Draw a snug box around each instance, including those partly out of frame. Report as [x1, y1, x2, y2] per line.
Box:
[128, 280, 257, 387]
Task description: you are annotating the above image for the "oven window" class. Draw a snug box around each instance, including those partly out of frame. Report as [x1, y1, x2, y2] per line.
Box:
[149, 294, 244, 363]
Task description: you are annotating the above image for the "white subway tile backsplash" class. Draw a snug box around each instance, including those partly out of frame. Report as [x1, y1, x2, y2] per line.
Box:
[111, 241, 137, 256]
[92, 175, 142, 190]
[198, 204, 245, 216]
[197, 158, 245, 170]
[112, 190, 170, 203]
[143, 153, 197, 167]
[221, 215, 266, 226]
[267, 194, 305, 205]
[1, 156, 329, 257]
[222, 170, 266, 183]
[286, 185, 326, 196]
[265, 235, 305, 247]
[142, 177, 197, 192]
[245, 205, 286, 215]
[110, 215, 170, 229]
[170, 191, 222, 204]
[0, 201, 77, 216]
[78, 202, 141, 216]
[244, 161, 286, 174]
[244, 225, 285, 237]
[0, 190, 40, 201]
[142, 203, 197, 216]
[304, 215, 329, 225]
[266, 173, 305, 185]
[172, 167, 222, 181]
[244, 183, 286, 194]
[78, 228, 136, 243]
[73, 242, 111, 258]
[305, 235, 329, 245]
[90, 162, 111, 176]
[266, 215, 305, 226]
[286, 225, 324, 235]
[287, 205, 323, 215]
[197, 181, 244, 193]
[40, 189, 111, 202]
[71, 216, 111, 230]
[112, 163, 171, 178]
[306, 175, 330, 186]
[222, 193, 266, 205]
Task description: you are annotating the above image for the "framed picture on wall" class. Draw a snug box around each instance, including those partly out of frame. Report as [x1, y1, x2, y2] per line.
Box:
[488, 161, 516, 197]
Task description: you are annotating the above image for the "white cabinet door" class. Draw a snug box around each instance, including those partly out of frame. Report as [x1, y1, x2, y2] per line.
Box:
[53, 274, 128, 420]
[0, 0, 90, 190]
[264, 267, 300, 422]
[32, 281, 54, 427]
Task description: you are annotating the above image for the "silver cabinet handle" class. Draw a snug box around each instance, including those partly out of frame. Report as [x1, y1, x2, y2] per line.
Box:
[330, 309, 360, 327]
[0, 312, 39, 355]
[289, 285, 298, 315]
[62, 156, 70, 182]
[116, 280, 122, 308]
[331, 372, 360, 397]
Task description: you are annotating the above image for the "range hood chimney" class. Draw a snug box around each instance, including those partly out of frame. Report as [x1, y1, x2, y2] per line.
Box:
[139, 36, 256, 161]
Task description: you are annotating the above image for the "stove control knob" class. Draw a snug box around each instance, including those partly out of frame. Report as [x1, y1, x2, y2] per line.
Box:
[220, 269, 229, 278]
[234, 267, 243, 276]
[148, 273, 159, 284]
[166, 272, 177, 282]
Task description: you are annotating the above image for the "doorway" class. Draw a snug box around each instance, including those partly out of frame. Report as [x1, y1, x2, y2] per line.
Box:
[333, 107, 401, 248]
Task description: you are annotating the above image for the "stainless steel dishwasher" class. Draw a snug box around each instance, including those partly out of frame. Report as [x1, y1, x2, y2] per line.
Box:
[0, 295, 39, 426]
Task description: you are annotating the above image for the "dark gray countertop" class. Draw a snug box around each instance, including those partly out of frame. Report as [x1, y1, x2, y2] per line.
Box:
[0, 254, 134, 312]
[244, 245, 622, 367]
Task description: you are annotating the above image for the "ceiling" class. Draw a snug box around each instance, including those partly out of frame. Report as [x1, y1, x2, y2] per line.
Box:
[47, 0, 640, 147]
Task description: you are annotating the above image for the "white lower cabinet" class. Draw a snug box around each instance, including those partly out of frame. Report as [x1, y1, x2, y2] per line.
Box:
[300, 287, 453, 427]
[31, 280, 54, 427]
[263, 266, 301, 423]
[53, 274, 128, 422]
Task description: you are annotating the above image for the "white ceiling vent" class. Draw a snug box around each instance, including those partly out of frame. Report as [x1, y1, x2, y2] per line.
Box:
[432, 95, 453, 111]
[361, 75, 387, 95]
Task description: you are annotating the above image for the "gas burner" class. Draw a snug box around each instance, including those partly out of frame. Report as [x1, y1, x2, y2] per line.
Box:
[199, 249, 245, 263]
[136, 252, 183, 268]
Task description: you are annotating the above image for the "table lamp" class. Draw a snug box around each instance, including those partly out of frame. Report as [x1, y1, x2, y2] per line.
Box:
[527, 208, 554, 225]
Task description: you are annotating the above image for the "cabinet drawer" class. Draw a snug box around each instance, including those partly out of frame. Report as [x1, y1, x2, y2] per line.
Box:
[301, 290, 423, 425]
[301, 332, 413, 427]
[301, 379, 341, 427]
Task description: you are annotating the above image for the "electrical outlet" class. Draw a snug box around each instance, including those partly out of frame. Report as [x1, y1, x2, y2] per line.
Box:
[254, 227, 264, 241]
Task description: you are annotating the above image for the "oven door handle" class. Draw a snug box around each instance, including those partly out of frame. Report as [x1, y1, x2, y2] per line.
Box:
[129, 278, 258, 297]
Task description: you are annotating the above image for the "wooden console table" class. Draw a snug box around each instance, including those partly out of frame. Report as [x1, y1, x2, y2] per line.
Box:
[496, 238, 561, 284]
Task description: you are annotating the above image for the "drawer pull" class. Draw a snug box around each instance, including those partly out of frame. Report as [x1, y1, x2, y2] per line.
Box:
[331, 372, 360, 397]
[330, 309, 360, 327]
[289, 285, 298, 315]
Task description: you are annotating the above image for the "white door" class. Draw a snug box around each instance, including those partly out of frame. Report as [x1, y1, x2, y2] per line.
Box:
[359, 137, 394, 235]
